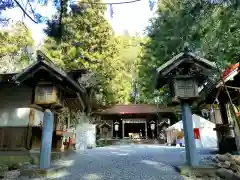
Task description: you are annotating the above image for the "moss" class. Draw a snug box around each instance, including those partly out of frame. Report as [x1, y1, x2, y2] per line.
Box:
[96, 139, 119, 147]
[0, 151, 75, 167]
[0, 155, 31, 165]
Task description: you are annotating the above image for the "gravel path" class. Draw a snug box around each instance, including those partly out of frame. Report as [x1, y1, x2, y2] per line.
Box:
[13, 145, 217, 180]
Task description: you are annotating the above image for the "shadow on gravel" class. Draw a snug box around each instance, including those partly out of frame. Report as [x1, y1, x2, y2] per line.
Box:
[45, 147, 184, 180]
[33, 145, 217, 180]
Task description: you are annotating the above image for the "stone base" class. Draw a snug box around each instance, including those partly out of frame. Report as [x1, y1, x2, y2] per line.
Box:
[20, 166, 67, 178]
[0, 150, 75, 166]
[175, 165, 217, 177]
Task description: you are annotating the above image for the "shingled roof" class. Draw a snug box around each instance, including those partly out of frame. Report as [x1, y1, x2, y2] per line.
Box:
[94, 104, 176, 115]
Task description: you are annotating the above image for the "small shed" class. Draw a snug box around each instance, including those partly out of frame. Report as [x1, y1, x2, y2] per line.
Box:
[0, 50, 89, 151]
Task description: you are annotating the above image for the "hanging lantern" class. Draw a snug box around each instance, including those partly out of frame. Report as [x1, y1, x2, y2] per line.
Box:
[114, 122, 120, 132]
[150, 120, 155, 131]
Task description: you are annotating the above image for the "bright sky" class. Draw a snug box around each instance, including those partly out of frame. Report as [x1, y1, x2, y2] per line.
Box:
[2, 0, 155, 45]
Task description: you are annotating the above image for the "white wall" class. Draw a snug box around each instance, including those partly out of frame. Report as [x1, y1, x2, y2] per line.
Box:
[75, 123, 96, 150]
[33, 109, 44, 127]
[200, 127, 218, 148]
[0, 85, 33, 127]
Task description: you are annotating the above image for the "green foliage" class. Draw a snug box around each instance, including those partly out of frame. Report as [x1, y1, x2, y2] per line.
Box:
[138, 0, 240, 103]
[0, 22, 34, 73]
[112, 34, 142, 104]
[42, 1, 141, 105]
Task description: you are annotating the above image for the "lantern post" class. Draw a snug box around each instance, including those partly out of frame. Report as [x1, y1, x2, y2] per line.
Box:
[173, 76, 199, 166]
[34, 81, 63, 169]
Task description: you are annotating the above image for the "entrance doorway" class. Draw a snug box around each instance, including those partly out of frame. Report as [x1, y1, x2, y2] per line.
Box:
[124, 123, 145, 139]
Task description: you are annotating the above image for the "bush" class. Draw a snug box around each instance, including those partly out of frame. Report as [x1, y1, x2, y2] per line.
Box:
[96, 140, 113, 147]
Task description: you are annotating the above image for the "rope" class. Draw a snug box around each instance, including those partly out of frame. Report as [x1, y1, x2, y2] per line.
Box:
[13, 0, 144, 24]
[225, 85, 240, 91]
[73, 0, 142, 4]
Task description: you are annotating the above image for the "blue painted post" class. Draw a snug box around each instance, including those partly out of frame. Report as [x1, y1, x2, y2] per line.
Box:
[181, 102, 199, 166]
[40, 109, 54, 169]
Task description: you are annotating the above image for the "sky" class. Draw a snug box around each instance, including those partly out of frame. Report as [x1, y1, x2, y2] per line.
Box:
[2, 0, 156, 45]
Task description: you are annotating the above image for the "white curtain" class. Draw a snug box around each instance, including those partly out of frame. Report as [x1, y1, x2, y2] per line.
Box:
[75, 123, 96, 150]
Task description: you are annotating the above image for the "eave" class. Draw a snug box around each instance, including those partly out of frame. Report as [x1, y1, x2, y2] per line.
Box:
[155, 52, 216, 89]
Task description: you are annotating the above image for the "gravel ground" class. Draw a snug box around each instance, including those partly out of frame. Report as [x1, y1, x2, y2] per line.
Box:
[6, 145, 217, 180]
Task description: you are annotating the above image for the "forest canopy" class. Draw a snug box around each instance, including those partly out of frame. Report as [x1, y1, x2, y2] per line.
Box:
[1, 0, 240, 106]
[138, 0, 240, 103]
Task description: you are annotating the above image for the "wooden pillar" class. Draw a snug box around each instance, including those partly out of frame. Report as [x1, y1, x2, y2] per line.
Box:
[181, 103, 199, 166]
[210, 107, 223, 124]
[26, 108, 35, 150]
[40, 109, 54, 169]
[122, 121, 125, 139]
[219, 99, 229, 124]
[156, 116, 160, 139]
[145, 120, 147, 139]
[112, 120, 114, 138]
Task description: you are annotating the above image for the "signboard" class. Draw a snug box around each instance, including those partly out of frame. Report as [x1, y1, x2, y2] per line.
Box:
[216, 63, 240, 88]
[62, 131, 74, 137]
[123, 119, 146, 124]
[222, 63, 239, 79]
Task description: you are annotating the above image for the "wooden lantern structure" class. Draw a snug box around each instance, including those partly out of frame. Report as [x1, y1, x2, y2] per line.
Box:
[34, 81, 64, 109]
[155, 52, 216, 166]
[10, 50, 88, 153]
[156, 52, 216, 104]
[172, 76, 199, 101]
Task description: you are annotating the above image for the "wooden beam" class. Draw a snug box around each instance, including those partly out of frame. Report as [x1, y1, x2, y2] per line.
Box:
[29, 104, 43, 111]
[26, 108, 35, 150]
[77, 92, 85, 112]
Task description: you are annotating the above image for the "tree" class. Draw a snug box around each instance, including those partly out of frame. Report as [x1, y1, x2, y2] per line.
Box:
[42, 1, 141, 105]
[0, 21, 34, 73]
[113, 34, 142, 104]
[138, 0, 240, 103]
